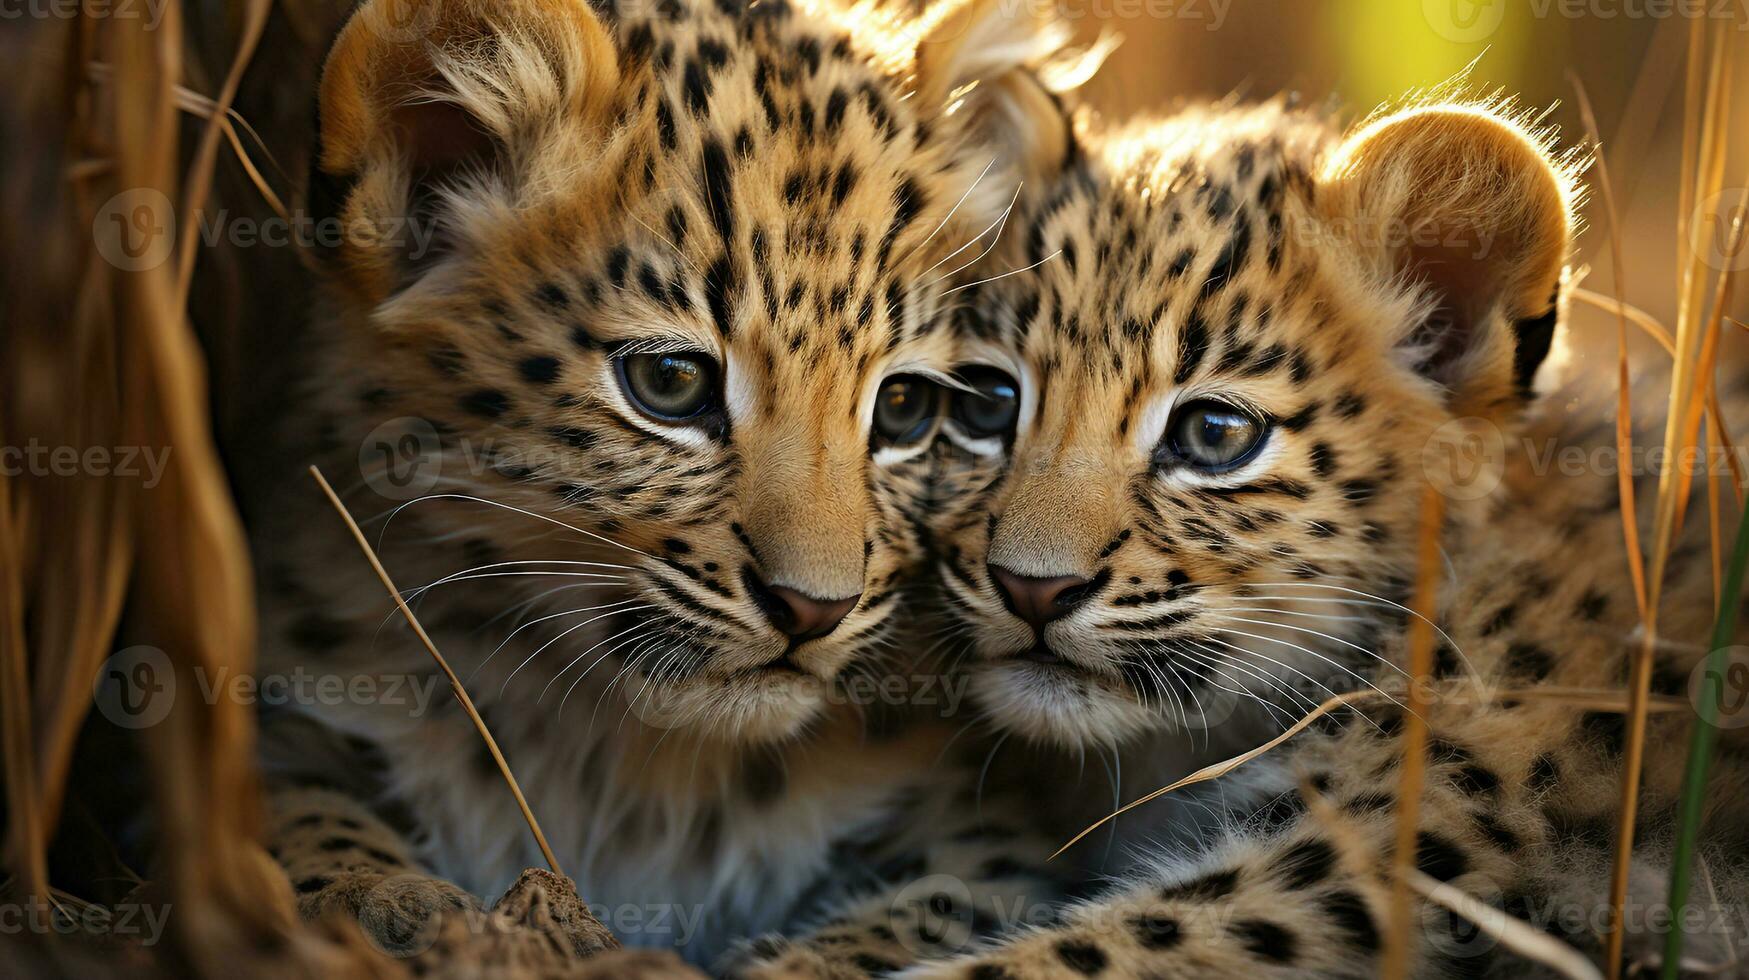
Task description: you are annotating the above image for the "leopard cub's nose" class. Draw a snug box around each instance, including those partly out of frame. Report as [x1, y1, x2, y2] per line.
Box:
[988, 564, 1092, 633]
[745, 569, 859, 641]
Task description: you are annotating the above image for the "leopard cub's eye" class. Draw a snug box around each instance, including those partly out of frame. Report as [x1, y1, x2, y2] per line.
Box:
[1162, 399, 1266, 472]
[872, 375, 940, 446]
[951, 366, 1020, 440]
[617, 351, 719, 422]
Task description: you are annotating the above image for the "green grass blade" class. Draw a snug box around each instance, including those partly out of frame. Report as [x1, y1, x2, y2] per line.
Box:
[1660, 489, 1749, 979]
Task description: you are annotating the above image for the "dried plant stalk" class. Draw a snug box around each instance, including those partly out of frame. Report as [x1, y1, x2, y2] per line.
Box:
[1381, 485, 1444, 980]
[311, 467, 565, 878]
[1607, 19, 1734, 976]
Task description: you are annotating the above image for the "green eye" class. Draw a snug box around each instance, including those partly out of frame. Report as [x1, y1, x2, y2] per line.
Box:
[872, 375, 939, 446]
[1163, 400, 1266, 471]
[617, 352, 719, 421]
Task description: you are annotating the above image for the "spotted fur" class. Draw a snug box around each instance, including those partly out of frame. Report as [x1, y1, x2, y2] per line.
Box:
[255, 0, 1089, 964]
[892, 99, 1749, 978]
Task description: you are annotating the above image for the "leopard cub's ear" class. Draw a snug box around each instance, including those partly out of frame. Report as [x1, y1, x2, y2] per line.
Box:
[911, 0, 1108, 243]
[312, 0, 620, 298]
[1318, 103, 1580, 415]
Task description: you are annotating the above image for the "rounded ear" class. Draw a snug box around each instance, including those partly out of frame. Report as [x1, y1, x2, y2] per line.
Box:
[311, 0, 619, 293]
[912, 0, 1106, 199]
[1318, 104, 1579, 411]
[318, 0, 619, 176]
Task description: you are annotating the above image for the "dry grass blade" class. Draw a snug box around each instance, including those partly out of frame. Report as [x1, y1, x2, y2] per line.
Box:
[1048, 678, 1686, 865]
[310, 466, 565, 878]
[1407, 870, 1605, 980]
[1573, 77, 1651, 620]
[1049, 688, 1392, 860]
[1571, 288, 1677, 356]
[1381, 485, 1445, 980]
[172, 0, 272, 308]
[85, 61, 291, 221]
[1608, 18, 1734, 976]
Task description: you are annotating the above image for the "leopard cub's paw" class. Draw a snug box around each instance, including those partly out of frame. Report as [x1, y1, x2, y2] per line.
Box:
[294, 869, 481, 957]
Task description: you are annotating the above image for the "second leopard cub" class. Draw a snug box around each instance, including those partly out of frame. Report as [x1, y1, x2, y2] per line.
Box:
[901, 99, 1749, 977]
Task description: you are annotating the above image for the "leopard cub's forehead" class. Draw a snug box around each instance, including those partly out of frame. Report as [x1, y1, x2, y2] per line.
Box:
[495, 0, 989, 370]
[991, 106, 1340, 382]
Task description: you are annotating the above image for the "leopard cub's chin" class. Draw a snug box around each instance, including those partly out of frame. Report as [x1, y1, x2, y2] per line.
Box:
[970, 662, 1161, 748]
[621, 667, 833, 744]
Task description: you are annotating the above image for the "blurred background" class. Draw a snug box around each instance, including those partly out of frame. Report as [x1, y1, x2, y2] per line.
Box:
[1074, 2, 1749, 370]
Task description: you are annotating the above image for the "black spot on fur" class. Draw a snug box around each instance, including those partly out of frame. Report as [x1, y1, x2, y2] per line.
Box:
[1321, 890, 1380, 952]
[851, 954, 899, 974]
[1505, 642, 1554, 680]
[1415, 831, 1469, 882]
[460, 389, 509, 419]
[701, 139, 735, 246]
[1054, 939, 1107, 975]
[704, 255, 734, 337]
[1279, 837, 1337, 890]
[1129, 912, 1182, 949]
[1232, 919, 1296, 963]
[518, 355, 560, 385]
[1160, 868, 1238, 902]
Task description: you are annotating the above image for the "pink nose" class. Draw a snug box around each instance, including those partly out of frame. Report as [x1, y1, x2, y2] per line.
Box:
[747, 574, 860, 641]
[989, 565, 1092, 633]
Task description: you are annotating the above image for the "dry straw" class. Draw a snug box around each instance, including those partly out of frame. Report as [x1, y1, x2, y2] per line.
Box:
[309, 466, 564, 878]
